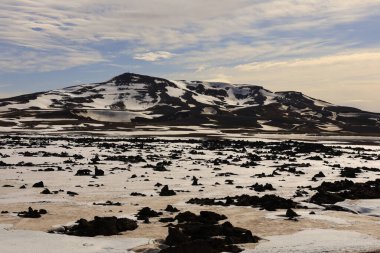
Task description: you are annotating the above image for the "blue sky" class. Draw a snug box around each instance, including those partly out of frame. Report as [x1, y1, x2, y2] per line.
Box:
[1, 0, 380, 112]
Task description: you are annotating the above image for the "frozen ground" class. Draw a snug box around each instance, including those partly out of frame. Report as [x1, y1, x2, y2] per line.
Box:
[0, 134, 379, 252]
[248, 229, 380, 253]
[0, 224, 150, 253]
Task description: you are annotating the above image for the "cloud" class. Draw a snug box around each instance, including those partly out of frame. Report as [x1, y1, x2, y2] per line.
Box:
[1, 0, 380, 111]
[234, 51, 380, 71]
[172, 39, 352, 69]
[133, 51, 175, 62]
[0, 44, 105, 72]
[167, 50, 380, 112]
[1, 0, 380, 72]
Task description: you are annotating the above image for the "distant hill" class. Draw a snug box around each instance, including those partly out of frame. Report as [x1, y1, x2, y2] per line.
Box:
[0, 72, 379, 135]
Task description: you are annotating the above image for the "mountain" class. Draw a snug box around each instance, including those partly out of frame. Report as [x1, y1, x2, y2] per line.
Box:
[0, 72, 379, 135]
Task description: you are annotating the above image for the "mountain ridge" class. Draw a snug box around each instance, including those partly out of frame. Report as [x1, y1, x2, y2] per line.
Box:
[0, 72, 379, 135]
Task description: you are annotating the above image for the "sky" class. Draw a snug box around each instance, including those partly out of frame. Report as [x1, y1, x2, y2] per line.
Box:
[1, 0, 380, 112]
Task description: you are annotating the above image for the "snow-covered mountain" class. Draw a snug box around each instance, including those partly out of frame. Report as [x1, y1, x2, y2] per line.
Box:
[0, 72, 379, 134]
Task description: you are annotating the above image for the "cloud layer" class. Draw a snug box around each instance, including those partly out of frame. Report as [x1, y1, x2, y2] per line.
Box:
[1, 0, 380, 111]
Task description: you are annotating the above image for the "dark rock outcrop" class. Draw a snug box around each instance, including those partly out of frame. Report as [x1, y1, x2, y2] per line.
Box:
[161, 211, 259, 253]
[18, 207, 47, 218]
[32, 181, 44, 188]
[187, 194, 296, 211]
[63, 216, 137, 236]
[136, 207, 163, 220]
[160, 185, 176, 196]
[310, 179, 380, 205]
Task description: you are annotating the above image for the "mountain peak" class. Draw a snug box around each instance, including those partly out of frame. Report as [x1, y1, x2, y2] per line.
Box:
[110, 72, 169, 86]
[0, 72, 379, 135]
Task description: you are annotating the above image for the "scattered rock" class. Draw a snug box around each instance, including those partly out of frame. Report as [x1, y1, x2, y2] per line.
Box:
[160, 185, 176, 196]
[340, 167, 361, 178]
[32, 181, 44, 188]
[94, 167, 104, 176]
[159, 217, 176, 223]
[161, 211, 260, 253]
[165, 205, 179, 213]
[188, 194, 296, 211]
[310, 179, 380, 205]
[62, 216, 137, 236]
[75, 169, 91, 176]
[93, 201, 121, 206]
[41, 188, 51, 194]
[67, 191, 79, 196]
[249, 183, 275, 192]
[285, 208, 299, 219]
[130, 192, 147, 197]
[192, 176, 199, 186]
[136, 207, 162, 220]
[313, 171, 325, 178]
[18, 207, 47, 218]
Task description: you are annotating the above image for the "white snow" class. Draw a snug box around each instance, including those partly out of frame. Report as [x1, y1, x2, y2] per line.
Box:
[166, 86, 185, 98]
[335, 199, 380, 217]
[265, 210, 350, 225]
[75, 110, 161, 123]
[260, 90, 279, 105]
[0, 224, 149, 253]
[249, 229, 380, 253]
[201, 107, 217, 115]
[257, 120, 283, 131]
[317, 123, 342, 131]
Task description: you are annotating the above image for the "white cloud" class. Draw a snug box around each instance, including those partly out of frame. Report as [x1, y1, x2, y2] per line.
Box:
[1, 0, 380, 72]
[234, 52, 380, 71]
[0, 46, 105, 72]
[133, 51, 175, 62]
[1, 0, 380, 111]
[167, 50, 380, 112]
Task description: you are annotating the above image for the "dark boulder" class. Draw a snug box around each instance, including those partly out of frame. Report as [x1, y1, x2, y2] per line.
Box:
[75, 169, 91, 176]
[340, 167, 361, 178]
[175, 211, 199, 223]
[18, 207, 47, 218]
[64, 216, 137, 236]
[199, 211, 227, 224]
[192, 176, 199, 186]
[165, 205, 179, 213]
[160, 185, 176, 196]
[41, 188, 51, 194]
[310, 179, 380, 205]
[94, 167, 104, 176]
[32, 181, 44, 188]
[136, 207, 162, 220]
[187, 194, 295, 211]
[159, 217, 176, 223]
[249, 183, 275, 192]
[67, 191, 79, 196]
[161, 211, 260, 253]
[313, 171, 325, 178]
[285, 208, 299, 219]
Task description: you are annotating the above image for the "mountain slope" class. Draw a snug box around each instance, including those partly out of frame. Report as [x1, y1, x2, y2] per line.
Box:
[0, 72, 379, 134]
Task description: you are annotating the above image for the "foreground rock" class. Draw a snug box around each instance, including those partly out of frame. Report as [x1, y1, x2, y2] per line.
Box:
[160, 211, 260, 253]
[57, 216, 137, 236]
